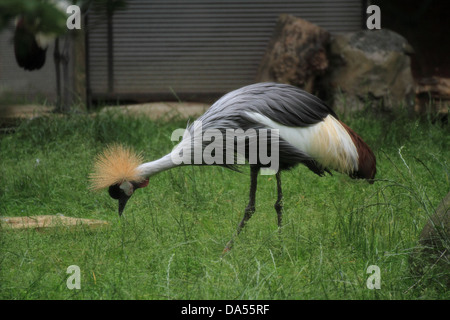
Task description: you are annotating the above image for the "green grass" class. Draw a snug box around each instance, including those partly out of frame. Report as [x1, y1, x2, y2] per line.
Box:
[0, 107, 449, 300]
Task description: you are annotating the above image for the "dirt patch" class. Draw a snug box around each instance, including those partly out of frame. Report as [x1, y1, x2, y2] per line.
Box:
[1, 215, 109, 232]
[0, 104, 53, 120]
[100, 102, 210, 120]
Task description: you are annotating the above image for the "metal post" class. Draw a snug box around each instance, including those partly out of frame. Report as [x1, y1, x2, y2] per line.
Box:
[107, 0, 114, 94]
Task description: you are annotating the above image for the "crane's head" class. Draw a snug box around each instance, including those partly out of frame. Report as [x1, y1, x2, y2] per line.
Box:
[90, 144, 149, 216]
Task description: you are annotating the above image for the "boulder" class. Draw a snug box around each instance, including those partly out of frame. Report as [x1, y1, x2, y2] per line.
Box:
[256, 14, 330, 93]
[322, 29, 416, 112]
[415, 76, 450, 118]
[410, 191, 450, 287]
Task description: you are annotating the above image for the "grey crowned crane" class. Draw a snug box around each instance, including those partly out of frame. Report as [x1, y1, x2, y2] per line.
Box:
[90, 82, 376, 250]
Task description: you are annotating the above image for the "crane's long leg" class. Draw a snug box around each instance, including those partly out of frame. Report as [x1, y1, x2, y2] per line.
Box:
[274, 171, 283, 229]
[223, 165, 259, 253]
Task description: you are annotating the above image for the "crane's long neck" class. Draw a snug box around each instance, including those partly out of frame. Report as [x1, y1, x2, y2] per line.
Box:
[137, 153, 178, 178]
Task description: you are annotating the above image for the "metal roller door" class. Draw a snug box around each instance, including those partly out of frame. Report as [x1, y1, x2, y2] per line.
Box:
[87, 0, 362, 101]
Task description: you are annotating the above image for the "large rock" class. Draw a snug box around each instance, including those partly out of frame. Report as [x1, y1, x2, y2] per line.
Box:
[322, 29, 416, 112]
[256, 14, 330, 93]
[410, 191, 450, 287]
[415, 76, 450, 117]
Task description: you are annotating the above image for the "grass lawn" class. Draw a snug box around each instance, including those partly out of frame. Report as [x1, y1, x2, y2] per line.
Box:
[0, 107, 449, 300]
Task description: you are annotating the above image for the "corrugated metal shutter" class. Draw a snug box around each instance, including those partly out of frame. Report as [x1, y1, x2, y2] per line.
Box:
[88, 0, 362, 100]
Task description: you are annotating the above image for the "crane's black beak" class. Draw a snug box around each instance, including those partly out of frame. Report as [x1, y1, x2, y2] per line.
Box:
[118, 193, 131, 216]
[108, 179, 148, 217]
[109, 183, 133, 217]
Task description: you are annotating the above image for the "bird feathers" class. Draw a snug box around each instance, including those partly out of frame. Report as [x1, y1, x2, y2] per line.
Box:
[244, 112, 359, 175]
[197, 82, 337, 129]
[309, 115, 359, 174]
[89, 144, 145, 191]
[338, 121, 377, 182]
[179, 82, 376, 181]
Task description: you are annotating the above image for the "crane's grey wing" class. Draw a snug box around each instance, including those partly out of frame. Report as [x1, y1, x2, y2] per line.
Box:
[198, 82, 337, 128]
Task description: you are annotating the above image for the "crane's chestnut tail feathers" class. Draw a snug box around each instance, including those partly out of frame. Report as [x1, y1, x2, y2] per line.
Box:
[89, 144, 145, 191]
[310, 116, 376, 182]
[244, 111, 375, 182]
[339, 121, 377, 183]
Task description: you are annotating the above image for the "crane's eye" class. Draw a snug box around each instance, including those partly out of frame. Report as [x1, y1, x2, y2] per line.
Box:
[108, 184, 121, 200]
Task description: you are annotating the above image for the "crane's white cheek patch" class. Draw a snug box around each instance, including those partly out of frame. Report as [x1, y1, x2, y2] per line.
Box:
[244, 112, 359, 174]
[119, 181, 133, 196]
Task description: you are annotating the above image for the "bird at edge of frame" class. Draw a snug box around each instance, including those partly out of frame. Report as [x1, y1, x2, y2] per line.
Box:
[13, 0, 70, 71]
[89, 82, 376, 253]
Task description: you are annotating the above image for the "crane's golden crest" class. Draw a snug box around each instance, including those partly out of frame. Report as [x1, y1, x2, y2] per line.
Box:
[89, 144, 144, 191]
